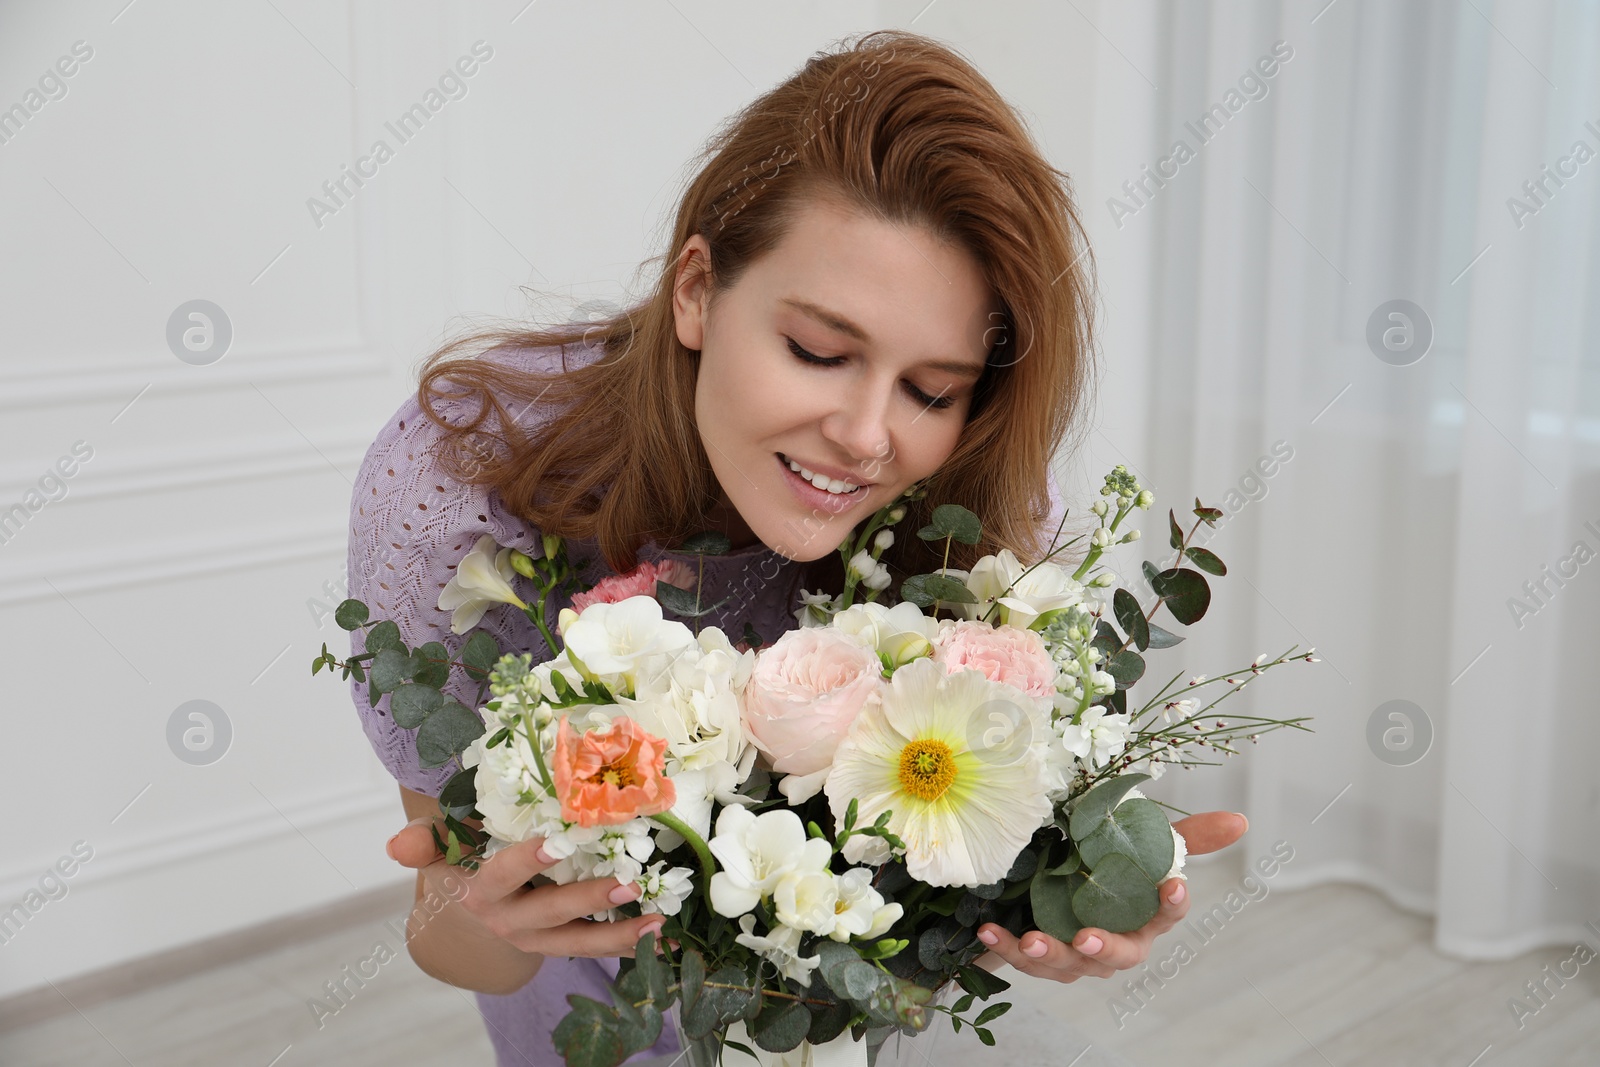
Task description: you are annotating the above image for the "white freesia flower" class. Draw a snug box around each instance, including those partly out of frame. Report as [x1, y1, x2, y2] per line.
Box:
[874, 529, 894, 553]
[847, 549, 878, 582]
[559, 595, 696, 695]
[734, 914, 821, 985]
[772, 867, 840, 935]
[1057, 705, 1133, 768]
[824, 657, 1052, 887]
[795, 588, 838, 629]
[707, 806, 832, 918]
[960, 548, 1085, 631]
[828, 868, 902, 942]
[437, 535, 529, 634]
[830, 600, 938, 667]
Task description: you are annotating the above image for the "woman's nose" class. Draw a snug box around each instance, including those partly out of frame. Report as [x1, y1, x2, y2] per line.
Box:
[820, 386, 895, 477]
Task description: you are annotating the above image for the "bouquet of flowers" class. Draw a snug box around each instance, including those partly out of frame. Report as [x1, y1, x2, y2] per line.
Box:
[315, 466, 1313, 1067]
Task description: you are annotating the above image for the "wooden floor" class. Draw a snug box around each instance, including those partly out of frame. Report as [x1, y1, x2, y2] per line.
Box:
[2, 852, 1596, 1066]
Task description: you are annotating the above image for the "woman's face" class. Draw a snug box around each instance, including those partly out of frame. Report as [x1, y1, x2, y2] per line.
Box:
[673, 197, 1000, 562]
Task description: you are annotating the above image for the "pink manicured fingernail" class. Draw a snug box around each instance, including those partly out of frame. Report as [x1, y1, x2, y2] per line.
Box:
[385, 833, 401, 860]
[608, 883, 641, 905]
[535, 844, 557, 864]
[1077, 935, 1103, 955]
[639, 922, 663, 939]
[1168, 882, 1187, 905]
[1023, 939, 1048, 958]
[977, 929, 998, 945]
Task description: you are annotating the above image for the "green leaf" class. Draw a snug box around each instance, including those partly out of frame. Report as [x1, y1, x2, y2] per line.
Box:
[461, 631, 501, 682]
[898, 573, 976, 608]
[1168, 508, 1184, 550]
[952, 993, 975, 1015]
[1113, 588, 1150, 652]
[977, 1026, 996, 1046]
[391, 683, 444, 729]
[365, 620, 405, 654]
[1145, 620, 1185, 649]
[1105, 649, 1146, 690]
[334, 599, 369, 631]
[1140, 560, 1161, 588]
[1073, 852, 1161, 933]
[411, 642, 450, 689]
[1193, 499, 1223, 525]
[1076, 797, 1175, 884]
[370, 648, 414, 695]
[1004, 849, 1039, 883]
[1029, 867, 1086, 944]
[439, 765, 478, 812]
[752, 997, 811, 1053]
[654, 580, 730, 619]
[679, 530, 733, 555]
[678, 948, 705, 1016]
[631, 932, 671, 1009]
[1068, 772, 1151, 841]
[1184, 546, 1227, 576]
[806, 995, 854, 1045]
[974, 1001, 1011, 1026]
[682, 965, 758, 1039]
[929, 503, 983, 544]
[552, 996, 625, 1067]
[954, 964, 1010, 1000]
[415, 700, 486, 768]
[1149, 567, 1211, 626]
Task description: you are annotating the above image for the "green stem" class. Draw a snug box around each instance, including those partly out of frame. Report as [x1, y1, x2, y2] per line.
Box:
[651, 810, 718, 910]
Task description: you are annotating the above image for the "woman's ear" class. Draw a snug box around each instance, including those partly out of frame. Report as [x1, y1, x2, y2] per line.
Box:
[672, 235, 712, 351]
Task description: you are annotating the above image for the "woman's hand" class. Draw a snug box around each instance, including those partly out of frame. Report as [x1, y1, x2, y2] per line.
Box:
[972, 811, 1248, 984]
[388, 811, 665, 961]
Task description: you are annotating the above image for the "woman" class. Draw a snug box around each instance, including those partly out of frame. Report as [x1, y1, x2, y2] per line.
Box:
[350, 29, 1247, 1066]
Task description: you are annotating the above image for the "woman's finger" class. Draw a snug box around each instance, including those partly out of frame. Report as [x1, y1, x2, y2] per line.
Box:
[492, 873, 648, 934]
[975, 923, 1113, 981]
[1070, 877, 1189, 970]
[1172, 811, 1248, 855]
[515, 912, 667, 959]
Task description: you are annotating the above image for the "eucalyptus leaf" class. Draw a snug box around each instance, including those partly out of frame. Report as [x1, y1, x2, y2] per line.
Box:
[1106, 649, 1146, 690]
[1073, 852, 1160, 932]
[930, 503, 983, 544]
[552, 996, 625, 1067]
[655, 581, 730, 619]
[411, 642, 451, 689]
[439, 765, 478, 812]
[752, 998, 811, 1053]
[370, 648, 414, 695]
[1184, 546, 1227, 576]
[390, 683, 444, 729]
[1149, 567, 1211, 626]
[1168, 508, 1184, 550]
[415, 700, 486, 768]
[1029, 868, 1086, 943]
[1068, 772, 1152, 841]
[364, 620, 405, 654]
[460, 631, 501, 681]
[1145, 620, 1185, 649]
[898, 573, 976, 608]
[678, 947, 705, 1015]
[1113, 588, 1150, 652]
[679, 530, 732, 555]
[1076, 797, 1175, 883]
[334, 599, 369, 631]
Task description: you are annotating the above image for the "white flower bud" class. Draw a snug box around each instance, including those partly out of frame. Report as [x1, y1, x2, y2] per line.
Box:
[1119, 529, 1141, 544]
[848, 549, 877, 581]
[1135, 490, 1154, 509]
[887, 506, 906, 523]
[1090, 572, 1117, 588]
[1091, 527, 1111, 547]
[863, 563, 892, 591]
[1091, 498, 1108, 517]
[873, 529, 894, 553]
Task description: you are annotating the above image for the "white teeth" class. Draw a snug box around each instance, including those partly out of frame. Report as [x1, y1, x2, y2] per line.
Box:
[783, 455, 860, 494]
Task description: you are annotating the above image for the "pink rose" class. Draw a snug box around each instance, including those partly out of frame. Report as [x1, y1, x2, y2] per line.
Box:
[931, 620, 1059, 701]
[563, 559, 697, 632]
[741, 628, 884, 777]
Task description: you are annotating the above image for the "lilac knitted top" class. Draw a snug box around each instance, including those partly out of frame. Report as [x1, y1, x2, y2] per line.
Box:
[345, 338, 1067, 1066]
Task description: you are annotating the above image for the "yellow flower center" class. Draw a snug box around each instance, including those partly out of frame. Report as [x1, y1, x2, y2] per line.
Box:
[897, 739, 957, 802]
[587, 760, 639, 789]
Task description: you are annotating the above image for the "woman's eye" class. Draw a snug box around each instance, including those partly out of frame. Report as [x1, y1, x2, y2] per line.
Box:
[785, 338, 957, 410]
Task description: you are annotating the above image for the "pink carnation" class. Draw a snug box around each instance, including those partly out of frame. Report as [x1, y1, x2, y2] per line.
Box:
[931, 620, 1058, 700]
[563, 559, 697, 630]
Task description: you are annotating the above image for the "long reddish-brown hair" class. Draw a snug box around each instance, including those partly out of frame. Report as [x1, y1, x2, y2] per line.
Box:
[413, 28, 1101, 592]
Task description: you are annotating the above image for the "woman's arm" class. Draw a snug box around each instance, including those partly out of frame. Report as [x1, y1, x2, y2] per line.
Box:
[391, 785, 665, 996]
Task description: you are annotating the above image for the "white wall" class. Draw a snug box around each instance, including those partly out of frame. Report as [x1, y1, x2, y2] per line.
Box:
[0, 0, 1101, 998]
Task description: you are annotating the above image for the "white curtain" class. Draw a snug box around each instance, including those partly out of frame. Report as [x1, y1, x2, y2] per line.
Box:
[1066, 0, 1600, 959]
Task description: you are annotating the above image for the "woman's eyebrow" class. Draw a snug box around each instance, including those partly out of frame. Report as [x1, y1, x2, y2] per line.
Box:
[779, 297, 986, 378]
